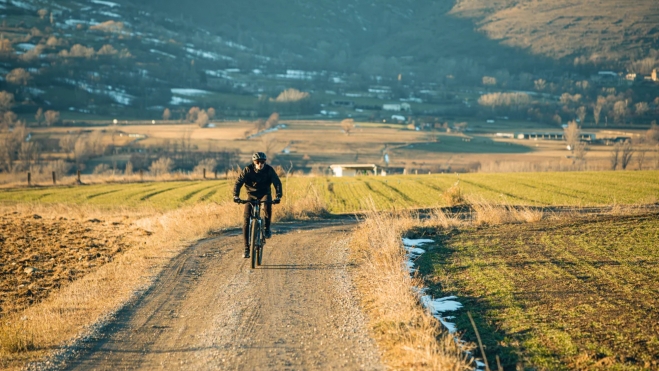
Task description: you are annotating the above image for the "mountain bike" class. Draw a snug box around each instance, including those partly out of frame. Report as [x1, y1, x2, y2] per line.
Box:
[239, 199, 277, 269]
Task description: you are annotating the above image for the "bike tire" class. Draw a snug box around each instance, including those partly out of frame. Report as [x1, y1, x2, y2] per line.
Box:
[250, 220, 258, 269]
[257, 242, 263, 266]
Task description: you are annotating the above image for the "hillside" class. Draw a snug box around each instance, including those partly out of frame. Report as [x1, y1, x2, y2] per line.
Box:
[450, 0, 659, 62]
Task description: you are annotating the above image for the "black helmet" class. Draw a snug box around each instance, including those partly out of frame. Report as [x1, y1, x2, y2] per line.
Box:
[252, 152, 267, 161]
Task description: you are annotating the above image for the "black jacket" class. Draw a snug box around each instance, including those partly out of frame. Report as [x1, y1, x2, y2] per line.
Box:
[233, 164, 283, 199]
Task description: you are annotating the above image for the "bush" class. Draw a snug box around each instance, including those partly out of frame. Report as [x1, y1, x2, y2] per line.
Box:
[149, 157, 173, 177]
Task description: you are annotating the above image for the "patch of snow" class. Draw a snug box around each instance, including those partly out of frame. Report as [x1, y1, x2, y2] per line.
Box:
[91, 0, 120, 7]
[98, 11, 120, 18]
[145, 38, 164, 45]
[170, 96, 192, 105]
[252, 69, 262, 75]
[402, 238, 434, 247]
[185, 47, 233, 61]
[224, 40, 248, 50]
[26, 87, 45, 95]
[16, 43, 35, 51]
[150, 49, 176, 58]
[171, 88, 211, 96]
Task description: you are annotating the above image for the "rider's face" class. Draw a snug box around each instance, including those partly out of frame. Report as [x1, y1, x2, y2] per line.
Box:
[254, 160, 265, 170]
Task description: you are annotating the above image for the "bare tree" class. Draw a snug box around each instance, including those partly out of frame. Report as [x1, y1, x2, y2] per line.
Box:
[59, 134, 77, 159]
[621, 142, 634, 170]
[576, 106, 587, 125]
[35, 108, 43, 125]
[265, 112, 279, 129]
[0, 123, 26, 172]
[635, 102, 649, 117]
[187, 107, 200, 123]
[564, 120, 581, 152]
[162, 108, 171, 121]
[574, 142, 587, 162]
[647, 121, 659, 143]
[207, 107, 216, 120]
[196, 110, 209, 127]
[38, 9, 49, 19]
[6, 68, 32, 85]
[44, 110, 60, 126]
[613, 100, 628, 124]
[19, 142, 39, 168]
[73, 137, 89, 169]
[149, 157, 173, 177]
[636, 149, 646, 170]
[341, 119, 355, 135]
[610, 143, 621, 170]
[0, 91, 14, 112]
[534, 79, 546, 91]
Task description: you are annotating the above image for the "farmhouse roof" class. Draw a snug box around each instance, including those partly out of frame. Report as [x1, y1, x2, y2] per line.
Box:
[329, 164, 377, 169]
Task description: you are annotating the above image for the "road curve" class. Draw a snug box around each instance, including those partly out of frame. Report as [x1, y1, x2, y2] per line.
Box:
[60, 219, 383, 370]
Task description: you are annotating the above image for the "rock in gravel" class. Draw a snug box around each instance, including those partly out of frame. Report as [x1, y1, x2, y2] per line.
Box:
[24, 266, 38, 275]
[33, 214, 42, 219]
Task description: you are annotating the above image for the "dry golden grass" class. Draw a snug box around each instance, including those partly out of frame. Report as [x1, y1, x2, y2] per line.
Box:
[442, 181, 464, 207]
[467, 195, 543, 225]
[349, 203, 470, 370]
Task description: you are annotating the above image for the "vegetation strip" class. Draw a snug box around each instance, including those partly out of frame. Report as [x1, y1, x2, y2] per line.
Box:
[418, 212, 659, 370]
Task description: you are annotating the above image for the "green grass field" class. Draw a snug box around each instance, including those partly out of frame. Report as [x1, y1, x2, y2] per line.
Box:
[1, 171, 657, 212]
[416, 213, 659, 370]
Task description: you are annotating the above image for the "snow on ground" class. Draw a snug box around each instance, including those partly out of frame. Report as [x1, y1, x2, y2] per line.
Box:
[170, 96, 192, 105]
[402, 238, 483, 370]
[91, 0, 120, 7]
[16, 43, 36, 50]
[150, 49, 176, 58]
[98, 11, 120, 18]
[185, 47, 233, 61]
[58, 78, 133, 105]
[171, 88, 211, 96]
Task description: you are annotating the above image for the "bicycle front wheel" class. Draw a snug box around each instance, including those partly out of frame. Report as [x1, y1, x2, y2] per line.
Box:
[250, 220, 258, 269]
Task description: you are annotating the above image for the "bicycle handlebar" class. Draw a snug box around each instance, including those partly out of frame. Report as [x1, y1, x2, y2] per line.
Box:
[237, 199, 280, 205]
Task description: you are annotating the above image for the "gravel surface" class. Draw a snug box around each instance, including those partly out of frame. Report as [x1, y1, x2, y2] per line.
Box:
[49, 220, 383, 370]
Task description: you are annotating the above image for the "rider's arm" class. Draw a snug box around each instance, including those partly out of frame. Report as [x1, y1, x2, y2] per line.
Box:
[233, 167, 247, 197]
[271, 167, 283, 199]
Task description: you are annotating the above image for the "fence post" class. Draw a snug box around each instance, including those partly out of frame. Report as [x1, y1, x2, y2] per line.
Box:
[214, 169, 217, 179]
[27, 172, 31, 186]
[77, 170, 81, 183]
[139, 169, 144, 182]
[52, 171, 56, 185]
[203, 168, 206, 179]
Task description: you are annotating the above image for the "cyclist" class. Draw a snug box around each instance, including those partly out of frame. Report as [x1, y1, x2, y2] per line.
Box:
[233, 152, 283, 258]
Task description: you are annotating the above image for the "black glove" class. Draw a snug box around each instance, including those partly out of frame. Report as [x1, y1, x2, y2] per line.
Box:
[233, 196, 241, 203]
[273, 198, 281, 204]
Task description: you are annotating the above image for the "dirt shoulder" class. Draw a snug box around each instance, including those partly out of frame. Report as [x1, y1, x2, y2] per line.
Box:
[47, 219, 383, 370]
[0, 212, 140, 317]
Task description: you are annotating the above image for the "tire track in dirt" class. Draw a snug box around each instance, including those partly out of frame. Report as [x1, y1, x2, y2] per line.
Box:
[57, 219, 383, 370]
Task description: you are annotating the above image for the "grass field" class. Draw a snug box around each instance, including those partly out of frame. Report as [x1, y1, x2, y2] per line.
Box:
[416, 213, 659, 370]
[1, 171, 658, 212]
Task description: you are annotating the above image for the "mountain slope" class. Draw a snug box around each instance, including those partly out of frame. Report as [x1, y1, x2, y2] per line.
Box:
[450, 0, 659, 61]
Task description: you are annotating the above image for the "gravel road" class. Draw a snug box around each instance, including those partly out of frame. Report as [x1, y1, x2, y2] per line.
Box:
[59, 219, 383, 370]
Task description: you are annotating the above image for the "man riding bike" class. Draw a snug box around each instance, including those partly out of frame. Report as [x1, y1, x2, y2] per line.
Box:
[233, 152, 283, 258]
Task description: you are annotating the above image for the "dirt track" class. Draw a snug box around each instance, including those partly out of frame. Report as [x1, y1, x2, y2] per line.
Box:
[58, 219, 383, 370]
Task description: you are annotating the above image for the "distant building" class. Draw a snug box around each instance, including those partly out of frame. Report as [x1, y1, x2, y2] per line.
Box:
[330, 164, 377, 177]
[515, 132, 596, 141]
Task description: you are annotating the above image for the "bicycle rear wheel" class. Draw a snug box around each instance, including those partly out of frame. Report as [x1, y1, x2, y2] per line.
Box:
[250, 220, 258, 269]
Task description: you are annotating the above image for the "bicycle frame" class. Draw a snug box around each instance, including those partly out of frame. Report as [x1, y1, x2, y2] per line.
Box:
[241, 199, 272, 268]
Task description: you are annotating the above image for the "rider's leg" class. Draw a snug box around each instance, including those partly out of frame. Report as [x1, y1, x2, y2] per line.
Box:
[242, 202, 252, 255]
[263, 195, 272, 238]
